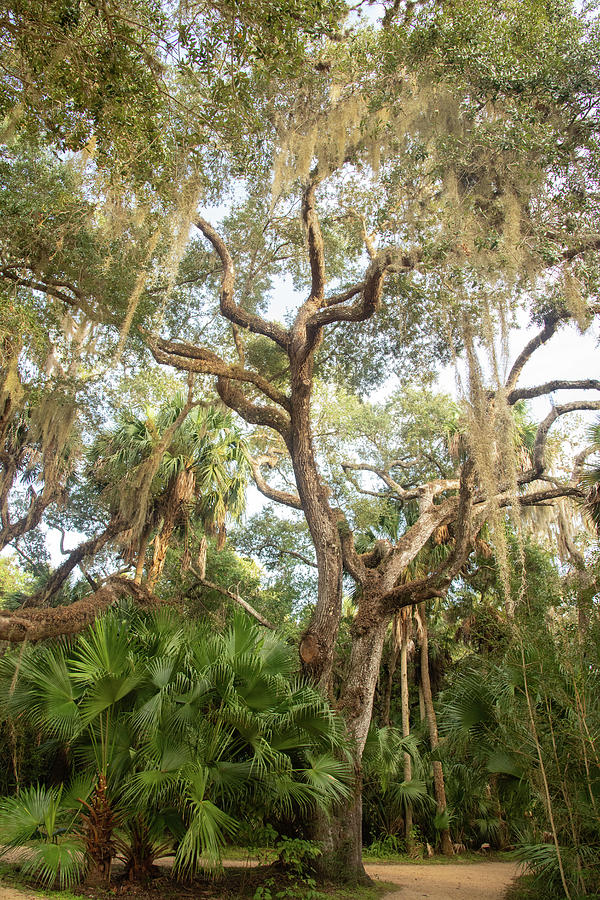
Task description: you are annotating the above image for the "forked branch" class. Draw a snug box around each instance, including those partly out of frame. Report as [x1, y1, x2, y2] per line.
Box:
[249, 453, 303, 510]
[195, 217, 290, 349]
[149, 336, 291, 411]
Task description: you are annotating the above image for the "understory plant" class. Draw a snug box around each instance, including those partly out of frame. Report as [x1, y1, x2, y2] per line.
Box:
[438, 612, 600, 897]
[0, 781, 90, 889]
[0, 606, 351, 886]
[361, 723, 431, 848]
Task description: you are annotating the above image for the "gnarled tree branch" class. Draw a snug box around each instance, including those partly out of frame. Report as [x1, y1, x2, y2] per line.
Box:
[508, 379, 600, 404]
[216, 378, 292, 443]
[505, 314, 563, 392]
[0, 576, 155, 642]
[249, 454, 303, 510]
[195, 217, 290, 349]
[149, 335, 291, 411]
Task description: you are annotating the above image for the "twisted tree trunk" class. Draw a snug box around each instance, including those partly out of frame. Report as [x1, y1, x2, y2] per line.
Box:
[315, 606, 389, 882]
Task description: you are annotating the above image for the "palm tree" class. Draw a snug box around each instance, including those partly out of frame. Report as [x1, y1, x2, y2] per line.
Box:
[88, 395, 250, 590]
[356, 501, 455, 854]
[582, 418, 600, 533]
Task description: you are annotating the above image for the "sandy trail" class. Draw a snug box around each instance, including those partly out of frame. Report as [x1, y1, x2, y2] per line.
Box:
[0, 890, 38, 900]
[0, 857, 521, 899]
[366, 860, 520, 900]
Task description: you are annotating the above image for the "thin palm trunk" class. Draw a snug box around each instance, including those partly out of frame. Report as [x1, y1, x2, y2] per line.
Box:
[400, 621, 414, 848]
[419, 602, 453, 856]
[146, 506, 178, 591]
[134, 527, 151, 584]
[196, 534, 208, 580]
[382, 643, 399, 726]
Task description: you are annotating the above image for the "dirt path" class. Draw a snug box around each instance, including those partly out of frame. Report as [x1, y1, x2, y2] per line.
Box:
[0, 889, 38, 900]
[0, 858, 521, 900]
[366, 860, 520, 900]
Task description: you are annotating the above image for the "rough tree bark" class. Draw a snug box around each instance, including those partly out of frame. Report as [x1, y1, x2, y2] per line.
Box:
[0, 576, 155, 642]
[134, 526, 152, 584]
[3, 178, 589, 878]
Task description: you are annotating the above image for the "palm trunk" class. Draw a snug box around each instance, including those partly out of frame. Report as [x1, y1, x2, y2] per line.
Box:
[382, 643, 399, 726]
[400, 624, 414, 848]
[134, 528, 151, 584]
[146, 510, 177, 591]
[419, 602, 453, 856]
[197, 534, 208, 580]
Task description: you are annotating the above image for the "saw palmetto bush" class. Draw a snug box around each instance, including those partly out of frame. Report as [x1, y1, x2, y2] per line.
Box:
[0, 607, 351, 886]
[0, 780, 90, 889]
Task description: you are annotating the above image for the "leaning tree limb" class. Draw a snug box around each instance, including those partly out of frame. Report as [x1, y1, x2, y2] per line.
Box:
[191, 569, 276, 630]
[508, 379, 600, 404]
[0, 576, 155, 642]
[505, 313, 564, 392]
[21, 517, 128, 608]
[249, 453, 303, 510]
[195, 216, 290, 349]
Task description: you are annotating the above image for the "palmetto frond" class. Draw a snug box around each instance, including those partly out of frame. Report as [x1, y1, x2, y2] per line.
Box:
[19, 839, 87, 890]
[175, 794, 238, 875]
[363, 724, 417, 785]
[4, 644, 82, 740]
[298, 753, 353, 806]
[575, 417, 600, 531]
[2, 608, 351, 877]
[0, 784, 87, 889]
[439, 668, 496, 738]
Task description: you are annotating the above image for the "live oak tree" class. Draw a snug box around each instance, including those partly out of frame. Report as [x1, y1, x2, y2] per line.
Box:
[142, 3, 600, 875]
[0, 0, 346, 568]
[2, 0, 600, 882]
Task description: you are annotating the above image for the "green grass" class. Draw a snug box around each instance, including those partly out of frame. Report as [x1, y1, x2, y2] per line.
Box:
[325, 883, 396, 899]
[0, 849, 514, 900]
[224, 844, 513, 867]
[221, 844, 276, 862]
[362, 849, 512, 865]
[0, 861, 85, 899]
[0, 858, 394, 900]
